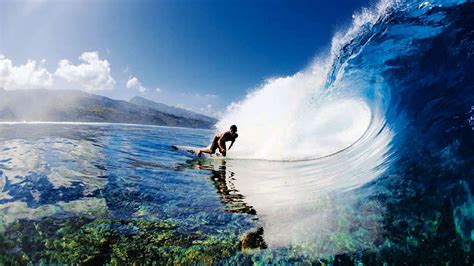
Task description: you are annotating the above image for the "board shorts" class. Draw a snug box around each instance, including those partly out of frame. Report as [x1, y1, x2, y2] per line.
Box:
[210, 136, 225, 153]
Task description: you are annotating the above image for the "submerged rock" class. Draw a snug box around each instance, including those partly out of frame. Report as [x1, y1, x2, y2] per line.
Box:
[241, 227, 267, 250]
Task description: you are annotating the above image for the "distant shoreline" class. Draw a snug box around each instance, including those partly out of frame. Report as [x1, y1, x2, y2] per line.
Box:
[0, 121, 215, 131]
[0, 89, 217, 130]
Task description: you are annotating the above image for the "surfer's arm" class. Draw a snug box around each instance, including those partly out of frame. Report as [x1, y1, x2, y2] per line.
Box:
[228, 134, 237, 150]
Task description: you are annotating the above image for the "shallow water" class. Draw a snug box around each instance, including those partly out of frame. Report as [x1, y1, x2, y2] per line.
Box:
[0, 123, 471, 264]
[0, 124, 254, 263]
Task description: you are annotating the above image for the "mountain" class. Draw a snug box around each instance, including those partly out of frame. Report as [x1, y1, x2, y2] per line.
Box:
[0, 89, 216, 129]
[129, 96, 217, 125]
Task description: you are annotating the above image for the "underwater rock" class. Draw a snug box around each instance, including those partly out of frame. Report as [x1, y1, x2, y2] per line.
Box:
[241, 227, 267, 250]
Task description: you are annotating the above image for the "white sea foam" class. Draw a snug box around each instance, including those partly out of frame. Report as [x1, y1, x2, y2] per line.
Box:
[216, 0, 395, 161]
[216, 68, 371, 160]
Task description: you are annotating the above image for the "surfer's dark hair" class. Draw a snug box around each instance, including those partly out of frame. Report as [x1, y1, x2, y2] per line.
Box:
[230, 125, 237, 132]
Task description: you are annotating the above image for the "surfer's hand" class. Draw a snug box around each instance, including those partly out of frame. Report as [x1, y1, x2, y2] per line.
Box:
[221, 149, 226, 157]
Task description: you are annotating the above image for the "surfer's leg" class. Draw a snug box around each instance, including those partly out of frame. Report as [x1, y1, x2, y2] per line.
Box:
[199, 137, 218, 156]
[198, 148, 213, 156]
[198, 140, 217, 156]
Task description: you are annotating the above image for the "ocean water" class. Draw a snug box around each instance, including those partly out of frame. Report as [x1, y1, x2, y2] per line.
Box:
[1, 0, 474, 264]
[0, 124, 258, 263]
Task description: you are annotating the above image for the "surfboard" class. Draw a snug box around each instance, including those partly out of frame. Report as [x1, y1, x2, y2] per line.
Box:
[171, 145, 222, 159]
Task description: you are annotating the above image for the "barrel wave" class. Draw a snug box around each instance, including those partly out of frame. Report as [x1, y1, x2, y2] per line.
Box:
[215, 0, 473, 262]
[218, 0, 473, 163]
[0, 0, 472, 264]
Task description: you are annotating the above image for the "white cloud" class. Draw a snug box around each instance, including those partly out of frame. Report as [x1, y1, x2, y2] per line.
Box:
[55, 51, 115, 91]
[174, 92, 222, 117]
[199, 103, 222, 118]
[126, 75, 146, 93]
[204, 94, 218, 98]
[0, 54, 54, 90]
[155, 87, 161, 93]
[200, 104, 213, 114]
[126, 76, 139, 88]
[179, 92, 219, 100]
[176, 102, 220, 117]
[175, 103, 194, 111]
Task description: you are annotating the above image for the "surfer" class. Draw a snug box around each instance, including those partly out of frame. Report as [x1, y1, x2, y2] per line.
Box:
[197, 125, 238, 157]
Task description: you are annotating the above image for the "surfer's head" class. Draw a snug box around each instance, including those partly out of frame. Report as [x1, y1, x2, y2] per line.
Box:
[230, 125, 237, 133]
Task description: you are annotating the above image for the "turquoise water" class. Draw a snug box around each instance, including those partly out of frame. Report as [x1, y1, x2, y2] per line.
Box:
[0, 123, 399, 263]
[0, 123, 471, 264]
[0, 124, 259, 263]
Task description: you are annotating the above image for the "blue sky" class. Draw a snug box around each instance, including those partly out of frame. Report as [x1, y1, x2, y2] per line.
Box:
[0, 0, 370, 117]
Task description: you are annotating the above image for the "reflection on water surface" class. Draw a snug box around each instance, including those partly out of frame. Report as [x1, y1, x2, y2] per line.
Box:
[0, 124, 472, 264]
